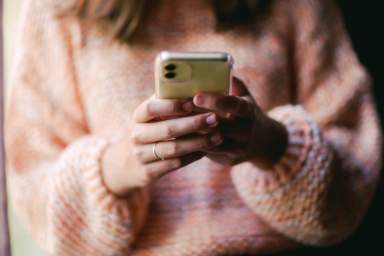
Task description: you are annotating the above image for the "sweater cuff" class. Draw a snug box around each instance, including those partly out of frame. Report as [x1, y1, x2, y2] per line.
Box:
[49, 137, 142, 254]
[231, 105, 333, 245]
[56, 137, 131, 216]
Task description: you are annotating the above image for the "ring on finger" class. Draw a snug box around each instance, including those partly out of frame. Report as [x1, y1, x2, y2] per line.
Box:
[153, 142, 165, 161]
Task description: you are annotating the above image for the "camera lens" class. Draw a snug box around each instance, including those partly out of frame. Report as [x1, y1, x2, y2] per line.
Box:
[165, 72, 176, 79]
[165, 64, 176, 71]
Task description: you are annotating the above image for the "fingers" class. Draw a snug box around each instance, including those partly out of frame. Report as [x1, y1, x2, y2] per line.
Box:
[193, 93, 253, 118]
[132, 112, 219, 144]
[134, 132, 223, 163]
[204, 139, 248, 166]
[144, 152, 206, 180]
[204, 139, 245, 155]
[134, 96, 194, 123]
[218, 118, 252, 143]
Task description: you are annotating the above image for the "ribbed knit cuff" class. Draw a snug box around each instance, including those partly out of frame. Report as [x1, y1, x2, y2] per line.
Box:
[48, 137, 136, 254]
[231, 105, 333, 245]
[56, 137, 131, 215]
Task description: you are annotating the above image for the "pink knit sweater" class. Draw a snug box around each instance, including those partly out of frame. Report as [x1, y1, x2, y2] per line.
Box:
[5, 0, 382, 255]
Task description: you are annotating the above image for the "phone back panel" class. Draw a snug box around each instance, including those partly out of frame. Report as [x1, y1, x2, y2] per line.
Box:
[155, 51, 233, 99]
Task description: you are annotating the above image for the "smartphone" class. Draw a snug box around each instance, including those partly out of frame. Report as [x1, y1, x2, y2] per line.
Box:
[155, 51, 233, 99]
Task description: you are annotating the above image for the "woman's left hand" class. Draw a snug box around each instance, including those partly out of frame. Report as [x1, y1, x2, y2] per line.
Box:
[193, 77, 288, 168]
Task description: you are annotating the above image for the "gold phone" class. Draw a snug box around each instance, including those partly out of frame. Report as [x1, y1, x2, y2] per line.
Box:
[155, 51, 233, 99]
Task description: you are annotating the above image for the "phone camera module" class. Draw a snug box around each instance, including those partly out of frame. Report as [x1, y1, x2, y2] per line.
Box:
[165, 64, 176, 71]
[165, 72, 176, 79]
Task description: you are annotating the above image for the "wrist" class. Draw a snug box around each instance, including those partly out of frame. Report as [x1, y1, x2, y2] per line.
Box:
[101, 138, 149, 196]
[248, 114, 288, 169]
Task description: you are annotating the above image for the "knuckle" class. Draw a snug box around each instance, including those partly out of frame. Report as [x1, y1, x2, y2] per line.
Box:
[165, 142, 179, 156]
[145, 101, 155, 116]
[201, 136, 211, 148]
[163, 124, 175, 138]
[133, 109, 140, 121]
[192, 116, 205, 129]
[168, 159, 182, 170]
[211, 98, 219, 109]
[162, 126, 171, 138]
[170, 101, 181, 113]
[142, 165, 152, 175]
[130, 132, 140, 144]
[132, 147, 145, 161]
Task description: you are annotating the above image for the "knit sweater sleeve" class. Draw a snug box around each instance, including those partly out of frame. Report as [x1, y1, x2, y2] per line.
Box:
[230, 0, 382, 246]
[5, 1, 149, 255]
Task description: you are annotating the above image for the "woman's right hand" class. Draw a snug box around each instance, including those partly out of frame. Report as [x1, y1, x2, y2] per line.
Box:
[102, 95, 224, 196]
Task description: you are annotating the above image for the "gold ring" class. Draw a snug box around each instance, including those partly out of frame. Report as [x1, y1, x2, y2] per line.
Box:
[153, 142, 163, 161]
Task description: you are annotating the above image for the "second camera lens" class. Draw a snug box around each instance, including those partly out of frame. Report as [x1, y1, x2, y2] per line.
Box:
[165, 72, 176, 79]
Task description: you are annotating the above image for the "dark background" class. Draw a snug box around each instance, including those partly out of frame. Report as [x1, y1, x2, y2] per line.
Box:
[291, 0, 384, 255]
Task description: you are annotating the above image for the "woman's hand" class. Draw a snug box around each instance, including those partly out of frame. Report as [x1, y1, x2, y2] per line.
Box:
[102, 96, 224, 196]
[193, 77, 288, 168]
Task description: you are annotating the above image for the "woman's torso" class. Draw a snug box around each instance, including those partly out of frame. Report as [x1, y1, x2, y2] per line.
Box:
[70, 0, 296, 254]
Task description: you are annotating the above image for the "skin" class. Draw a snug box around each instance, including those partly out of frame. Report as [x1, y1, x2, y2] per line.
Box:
[102, 77, 288, 195]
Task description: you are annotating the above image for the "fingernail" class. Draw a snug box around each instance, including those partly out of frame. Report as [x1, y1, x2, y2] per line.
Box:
[194, 94, 204, 106]
[210, 133, 223, 144]
[206, 114, 217, 125]
[182, 102, 193, 112]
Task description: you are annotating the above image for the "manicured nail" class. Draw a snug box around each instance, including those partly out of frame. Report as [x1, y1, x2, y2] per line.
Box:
[194, 94, 204, 106]
[210, 133, 223, 144]
[182, 102, 193, 112]
[206, 114, 217, 125]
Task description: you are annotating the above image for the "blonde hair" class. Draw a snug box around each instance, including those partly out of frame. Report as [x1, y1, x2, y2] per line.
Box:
[70, 0, 262, 41]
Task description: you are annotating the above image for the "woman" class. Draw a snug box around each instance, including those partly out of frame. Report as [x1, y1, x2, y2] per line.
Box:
[5, 0, 382, 255]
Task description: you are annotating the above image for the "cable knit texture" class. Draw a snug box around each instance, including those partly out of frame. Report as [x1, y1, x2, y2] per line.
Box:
[232, 106, 334, 245]
[5, 0, 382, 255]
